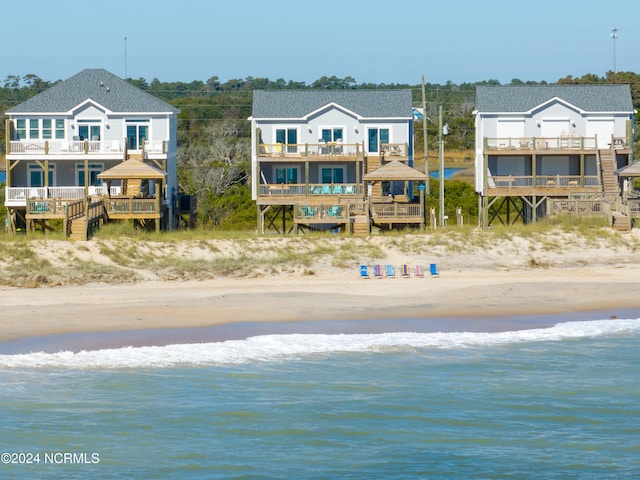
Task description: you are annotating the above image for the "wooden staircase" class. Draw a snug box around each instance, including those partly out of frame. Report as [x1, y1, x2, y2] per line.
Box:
[351, 214, 370, 236]
[69, 215, 88, 241]
[122, 178, 142, 196]
[599, 149, 619, 196]
[612, 212, 631, 232]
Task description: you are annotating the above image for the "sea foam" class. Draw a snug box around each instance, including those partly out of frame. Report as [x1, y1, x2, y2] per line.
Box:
[1, 318, 638, 370]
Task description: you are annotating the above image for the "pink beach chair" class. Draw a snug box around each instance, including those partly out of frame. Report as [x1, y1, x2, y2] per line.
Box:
[373, 264, 383, 278]
[414, 264, 425, 278]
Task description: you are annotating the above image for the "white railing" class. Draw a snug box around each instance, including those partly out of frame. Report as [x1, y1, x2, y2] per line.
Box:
[144, 140, 165, 153]
[8, 139, 142, 155]
[48, 187, 85, 199]
[5, 185, 111, 207]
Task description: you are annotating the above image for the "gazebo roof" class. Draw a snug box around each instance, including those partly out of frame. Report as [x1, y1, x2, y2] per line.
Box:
[616, 162, 640, 177]
[98, 160, 166, 180]
[363, 161, 428, 181]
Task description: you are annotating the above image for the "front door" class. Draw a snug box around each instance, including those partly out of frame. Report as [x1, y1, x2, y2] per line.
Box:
[126, 121, 150, 151]
[367, 128, 389, 153]
[77, 122, 101, 141]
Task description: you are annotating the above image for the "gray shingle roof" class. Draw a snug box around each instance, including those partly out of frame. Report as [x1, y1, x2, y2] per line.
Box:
[475, 85, 633, 113]
[7, 69, 179, 114]
[252, 90, 412, 118]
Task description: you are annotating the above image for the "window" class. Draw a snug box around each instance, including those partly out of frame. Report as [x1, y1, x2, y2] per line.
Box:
[16, 119, 26, 139]
[42, 119, 52, 139]
[275, 128, 297, 153]
[15, 118, 65, 140]
[321, 166, 345, 183]
[274, 166, 299, 184]
[55, 119, 65, 139]
[29, 119, 39, 139]
[321, 128, 344, 143]
[126, 120, 150, 150]
[78, 120, 101, 141]
[77, 164, 104, 187]
[367, 128, 390, 153]
[28, 164, 55, 187]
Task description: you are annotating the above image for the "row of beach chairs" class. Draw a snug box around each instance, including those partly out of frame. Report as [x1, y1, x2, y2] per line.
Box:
[360, 263, 439, 279]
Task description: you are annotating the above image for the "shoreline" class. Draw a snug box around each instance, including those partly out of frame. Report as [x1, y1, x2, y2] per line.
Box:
[2, 265, 640, 354]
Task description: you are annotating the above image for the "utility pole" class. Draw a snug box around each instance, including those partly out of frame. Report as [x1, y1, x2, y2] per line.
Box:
[439, 106, 445, 228]
[124, 35, 128, 79]
[421, 75, 429, 195]
[611, 27, 618, 73]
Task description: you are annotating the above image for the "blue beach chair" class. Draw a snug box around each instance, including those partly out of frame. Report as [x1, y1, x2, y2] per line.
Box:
[385, 264, 396, 278]
[360, 265, 369, 279]
[430, 263, 439, 278]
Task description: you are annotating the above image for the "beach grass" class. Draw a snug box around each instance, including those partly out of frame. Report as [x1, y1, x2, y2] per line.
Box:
[1, 216, 639, 287]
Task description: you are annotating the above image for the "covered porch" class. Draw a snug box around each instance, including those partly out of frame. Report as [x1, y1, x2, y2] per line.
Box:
[98, 159, 166, 232]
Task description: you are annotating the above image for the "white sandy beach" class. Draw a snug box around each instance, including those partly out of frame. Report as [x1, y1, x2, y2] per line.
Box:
[2, 228, 640, 346]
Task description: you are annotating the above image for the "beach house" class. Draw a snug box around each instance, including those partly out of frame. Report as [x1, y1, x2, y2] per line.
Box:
[4, 68, 180, 237]
[474, 85, 635, 228]
[250, 90, 427, 235]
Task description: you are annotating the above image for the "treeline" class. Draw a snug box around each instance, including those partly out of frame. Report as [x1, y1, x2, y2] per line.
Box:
[2, 71, 639, 229]
[2, 70, 640, 150]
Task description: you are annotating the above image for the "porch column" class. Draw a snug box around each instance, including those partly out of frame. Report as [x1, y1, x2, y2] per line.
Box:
[532, 195, 537, 223]
[531, 154, 537, 188]
[483, 153, 489, 191]
[84, 158, 89, 197]
[305, 161, 309, 194]
[579, 153, 585, 187]
[44, 159, 49, 187]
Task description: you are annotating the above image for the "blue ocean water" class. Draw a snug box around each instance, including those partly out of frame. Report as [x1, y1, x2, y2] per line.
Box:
[1, 318, 639, 479]
[430, 167, 464, 179]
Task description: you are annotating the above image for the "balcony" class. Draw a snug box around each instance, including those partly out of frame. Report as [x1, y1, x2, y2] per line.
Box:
[5, 185, 117, 207]
[258, 142, 363, 160]
[484, 135, 630, 153]
[7, 139, 169, 157]
[257, 142, 410, 160]
[258, 183, 363, 204]
[486, 175, 601, 195]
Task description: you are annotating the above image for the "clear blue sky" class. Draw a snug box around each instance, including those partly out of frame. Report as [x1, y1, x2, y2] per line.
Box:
[3, 0, 637, 86]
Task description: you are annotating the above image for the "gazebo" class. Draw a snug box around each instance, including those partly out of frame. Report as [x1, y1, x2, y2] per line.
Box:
[98, 159, 167, 231]
[363, 160, 428, 229]
[616, 162, 640, 200]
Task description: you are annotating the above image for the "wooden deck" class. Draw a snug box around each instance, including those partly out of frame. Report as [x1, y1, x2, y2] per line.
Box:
[486, 175, 601, 196]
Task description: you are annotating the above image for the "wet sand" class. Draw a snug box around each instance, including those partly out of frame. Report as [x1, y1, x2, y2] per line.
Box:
[2, 267, 639, 353]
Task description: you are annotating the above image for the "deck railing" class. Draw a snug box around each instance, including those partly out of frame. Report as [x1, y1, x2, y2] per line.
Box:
[26, 198, 69, 216]
[487, 175, 600, 189]
[106, 198, 158, 215]
[371, 203, 422, 218]
[294, 204, 348, 221]
[485, 136, 599, 151]
[8, 139, 168, 155]
[551, 199, 605, 215]
[381, 143, 409, 158]
[258, 143, 362, 157]
[5, 186, 110, 206]
[259, 183, 362, 196]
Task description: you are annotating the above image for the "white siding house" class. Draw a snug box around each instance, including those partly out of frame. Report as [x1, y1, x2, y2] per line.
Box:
[5, 69, 180, 234]
[474, 85, 634, 227]
[250, 90, 426, 234]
